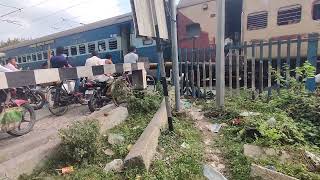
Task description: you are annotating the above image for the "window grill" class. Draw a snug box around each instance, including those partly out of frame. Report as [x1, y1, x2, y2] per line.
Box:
[43, 52, 48, 60]
[247, 11, 268, 31]
[18, 57, 22, 63]
[98, 41, 106, 52]
[63, 48, 69, 56]
[32, 54, 37, 61]
[79, 44, 86, 54]
[37, 53, 42, 61]
[108, 39, 118, 50]
[313, 2, 320, 20]
[277, 5, 302, 26]
[88, 43, 96, 53]
[71, 46, 77, 56]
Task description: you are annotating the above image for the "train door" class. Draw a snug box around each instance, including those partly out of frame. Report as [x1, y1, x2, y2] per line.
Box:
[225, 0, 243, 44]
[120, 25, 131, 61]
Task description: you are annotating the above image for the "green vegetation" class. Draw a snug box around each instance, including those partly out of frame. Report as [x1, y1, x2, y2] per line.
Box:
[19, 91, 162, 180]
[123, 114, 205, 180]
[19, 90, 205, 179]
[197, 63, 320, 180]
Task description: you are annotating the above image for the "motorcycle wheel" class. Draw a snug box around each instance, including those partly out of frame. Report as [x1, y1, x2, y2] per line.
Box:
[7, 104, 36, 136]
[47, 87, 69, 116]
[29, 90, 46, 110]
[88, 91, 99, 113]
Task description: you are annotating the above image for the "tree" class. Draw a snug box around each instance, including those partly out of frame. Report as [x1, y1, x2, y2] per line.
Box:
[0, 37, 29, 48]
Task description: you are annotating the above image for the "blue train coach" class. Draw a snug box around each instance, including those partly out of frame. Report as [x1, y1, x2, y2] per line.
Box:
[0, 13, 160, 70]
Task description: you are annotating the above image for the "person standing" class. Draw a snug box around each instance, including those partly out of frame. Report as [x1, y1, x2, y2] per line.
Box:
[104, 53, 113, 65]
[5, 57, 19, 71]
[124, 46, 138, 64]
[51, 46, 69, 68]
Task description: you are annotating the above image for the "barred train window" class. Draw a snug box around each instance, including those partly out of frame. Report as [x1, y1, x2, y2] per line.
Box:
[88, 43, 96, 53]
[18, 57, 22, 63]
[71, 46, 77, 56]
[79, 44, 86, 54]
[98, 41, 106, 52]
[43, 52, 48, 59]
[63, 48, 69, 56]
[37, 53, 42, 61]
[108, 39, 118, 50]
[314, 1, 320, 20]
[247, 11, 268, 31]
[277, 5, 302, 26]
[27, 55, 31, 62]
[22, 56, 26, 63]
[32, 54, 37, 61]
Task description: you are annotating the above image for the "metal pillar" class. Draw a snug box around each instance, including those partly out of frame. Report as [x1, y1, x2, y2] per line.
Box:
[169, 0, 181, 111]
[216, 0, 225, 107]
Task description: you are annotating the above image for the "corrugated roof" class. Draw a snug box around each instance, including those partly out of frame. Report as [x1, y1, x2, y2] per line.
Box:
[0, 13, 133, 51]
[177, 0, 214, 9]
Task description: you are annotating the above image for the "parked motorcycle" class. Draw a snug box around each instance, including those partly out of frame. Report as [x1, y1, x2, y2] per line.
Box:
[47, 80, 86, 116]
[0, 89, 37, 136]
[15, 86, 46, 110]
[85, 80, 111, 112]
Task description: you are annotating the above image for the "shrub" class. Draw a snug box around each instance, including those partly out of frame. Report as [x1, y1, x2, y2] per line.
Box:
[59, 120, 102, 164]
[128, 91, 162, 114]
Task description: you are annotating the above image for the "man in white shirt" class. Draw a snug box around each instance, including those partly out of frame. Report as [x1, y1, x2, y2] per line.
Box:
[5, 57, 19, 71]
[85, 51, 109, 82]
[124, 46, 138, 64]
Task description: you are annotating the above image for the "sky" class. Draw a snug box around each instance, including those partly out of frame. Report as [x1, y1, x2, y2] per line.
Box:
[0, 0, 132, 41]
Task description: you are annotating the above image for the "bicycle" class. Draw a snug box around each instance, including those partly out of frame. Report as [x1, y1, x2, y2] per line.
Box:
[0, 89, 36, 136]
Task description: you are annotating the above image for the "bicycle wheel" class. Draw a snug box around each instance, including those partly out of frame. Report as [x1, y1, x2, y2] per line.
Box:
[47, 87, 69, 116]
[7, 104, 36, 136]
[111, 78, 132, 107]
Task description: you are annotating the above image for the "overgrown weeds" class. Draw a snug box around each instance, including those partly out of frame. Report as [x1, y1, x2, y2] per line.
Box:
[196, 63, 320, 179]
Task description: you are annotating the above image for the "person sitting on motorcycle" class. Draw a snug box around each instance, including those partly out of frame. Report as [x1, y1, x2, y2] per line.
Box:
[85, 51, 113, 83]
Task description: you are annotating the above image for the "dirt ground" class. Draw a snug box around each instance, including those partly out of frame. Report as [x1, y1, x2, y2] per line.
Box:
[185, 102, 229, 179]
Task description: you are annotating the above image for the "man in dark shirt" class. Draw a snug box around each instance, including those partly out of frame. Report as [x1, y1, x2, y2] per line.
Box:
[51, 46, 69, 68]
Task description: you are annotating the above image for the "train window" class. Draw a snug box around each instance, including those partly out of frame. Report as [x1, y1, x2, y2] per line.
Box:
[313, 1, 320, 20]
[37, 53, 43, 61]
[43, 52, 48, 60]
[63, 48, 69, 56]
[22, 56, 26, 63]
[18, 57, 22, 64]
[247, 11, 268, 30]
[27, 55, 31, 62]
[71, 46, 77, 56]
[79, 44, 86, 54]
[277, 5, 302, 26]
[32, 54, 37, 61]
[108, 39, 118, 50]
[88, 43, 96, 53]
[98, 41, 106, 52]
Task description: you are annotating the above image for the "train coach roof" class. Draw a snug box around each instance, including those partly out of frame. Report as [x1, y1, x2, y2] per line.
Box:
[0, 13, 132, 52]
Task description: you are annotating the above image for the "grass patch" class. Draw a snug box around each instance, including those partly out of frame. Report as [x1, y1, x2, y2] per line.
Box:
[122, 114, 205, 180]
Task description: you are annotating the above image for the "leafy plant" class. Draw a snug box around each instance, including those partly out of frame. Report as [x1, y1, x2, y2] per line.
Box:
[128, 91, 162, 114]
[59, 120, 102, 164]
